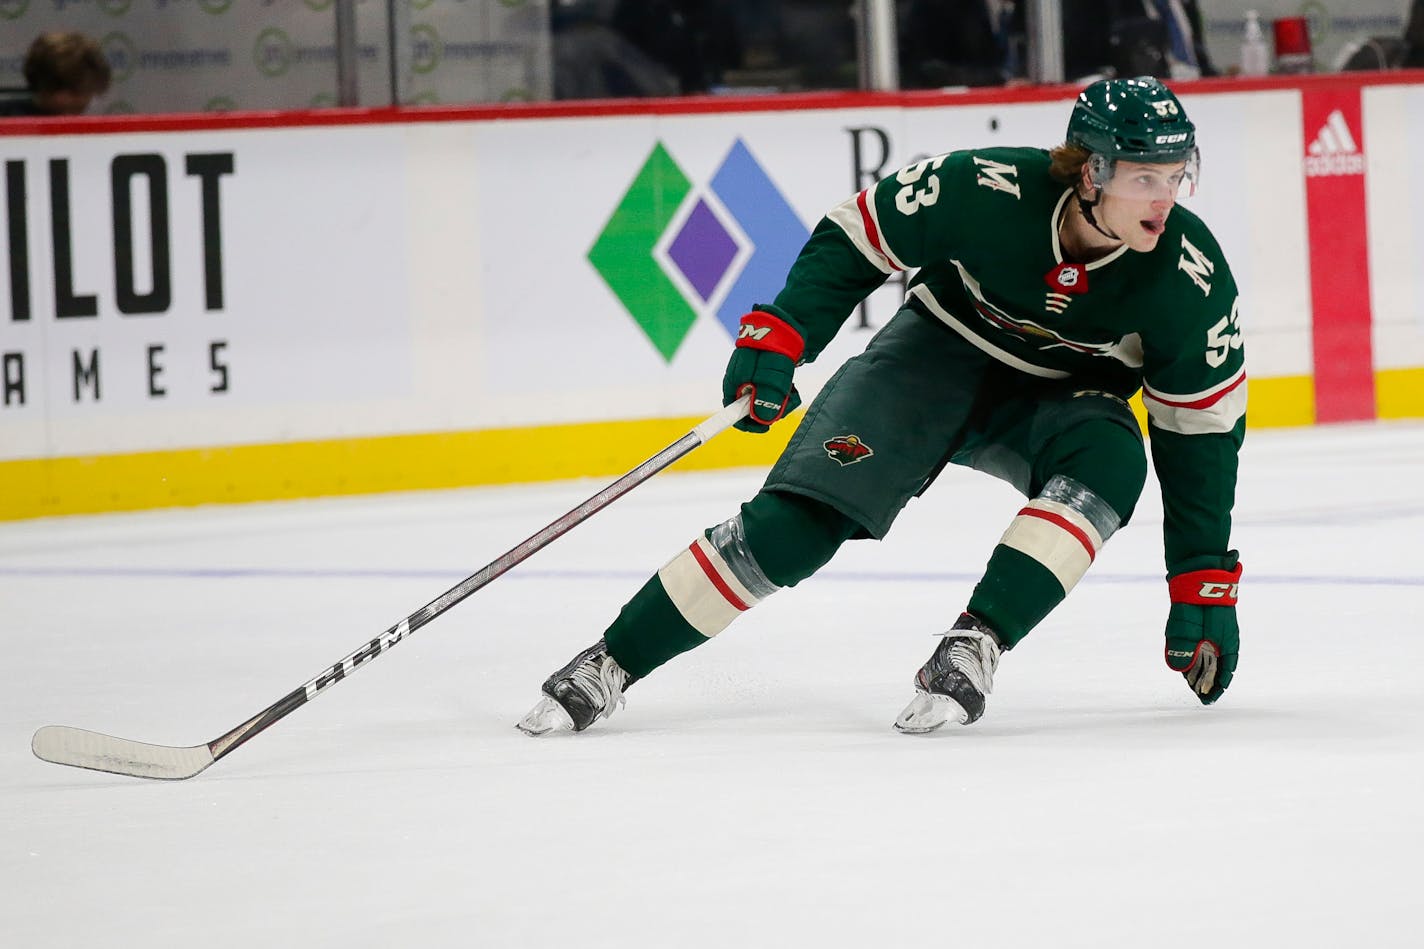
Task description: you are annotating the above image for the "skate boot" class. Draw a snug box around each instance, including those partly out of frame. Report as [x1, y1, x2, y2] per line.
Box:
[516, 639, 638, 736]
[894, 613, 1002, 734]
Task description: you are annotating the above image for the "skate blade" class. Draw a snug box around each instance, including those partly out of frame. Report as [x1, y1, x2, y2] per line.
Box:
[893, 692, 967, 734]
[516, 696, 575, 736]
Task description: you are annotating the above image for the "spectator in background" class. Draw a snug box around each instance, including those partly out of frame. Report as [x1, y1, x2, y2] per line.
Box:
[552, 0, 681, 99]
[900, 0, 1024, 88]
[0, 32, 111, 117]
[611, 0, 743, 94]
[1405, 0, 1424, 67]
[1146, 0, 1217, 79]
[1061, 0, 1215, 82]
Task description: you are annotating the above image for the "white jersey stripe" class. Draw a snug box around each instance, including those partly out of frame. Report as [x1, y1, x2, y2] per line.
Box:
[827, 196, 897, 275]
[909, 285, 1071, 379]
[1143, 369, 1248, 435]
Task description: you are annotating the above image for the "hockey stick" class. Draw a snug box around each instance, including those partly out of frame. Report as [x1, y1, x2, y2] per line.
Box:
[32, 396, 752, 781]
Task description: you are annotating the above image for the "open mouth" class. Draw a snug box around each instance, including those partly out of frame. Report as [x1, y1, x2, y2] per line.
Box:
[1141, 218, 1166, 236]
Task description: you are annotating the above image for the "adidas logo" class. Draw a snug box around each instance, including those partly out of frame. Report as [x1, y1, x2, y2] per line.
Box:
[1305, 110, 1365, 177]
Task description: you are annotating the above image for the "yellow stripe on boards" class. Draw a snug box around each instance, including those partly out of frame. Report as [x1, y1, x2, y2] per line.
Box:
[1376, 367, 1424, 420]
[0, 413, 800, 522]
[1246, 375, 1315, 428]
[4, 367, 1420, 523]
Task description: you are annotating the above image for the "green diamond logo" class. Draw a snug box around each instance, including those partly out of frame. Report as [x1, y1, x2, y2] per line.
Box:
[588, 144, 697, 362]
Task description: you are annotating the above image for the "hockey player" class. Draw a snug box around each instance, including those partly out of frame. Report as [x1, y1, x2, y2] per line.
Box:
[518, 76, 1245, 736]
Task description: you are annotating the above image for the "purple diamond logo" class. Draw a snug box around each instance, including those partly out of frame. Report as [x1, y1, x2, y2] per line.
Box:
[666, 199, 739, 302]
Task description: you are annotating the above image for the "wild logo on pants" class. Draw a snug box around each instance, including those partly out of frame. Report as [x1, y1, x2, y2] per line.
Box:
[824, 435, 874, 466]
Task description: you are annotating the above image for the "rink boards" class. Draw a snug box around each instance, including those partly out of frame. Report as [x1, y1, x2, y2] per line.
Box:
[1, 73, 1422, 518]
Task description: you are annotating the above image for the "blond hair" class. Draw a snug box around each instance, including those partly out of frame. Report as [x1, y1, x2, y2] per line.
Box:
[1048, 142, 1091, 186]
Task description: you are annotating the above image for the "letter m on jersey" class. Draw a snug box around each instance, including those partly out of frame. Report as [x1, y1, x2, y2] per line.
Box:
[1178, 236, 1215, 295]
[973, 157, 1021, 199]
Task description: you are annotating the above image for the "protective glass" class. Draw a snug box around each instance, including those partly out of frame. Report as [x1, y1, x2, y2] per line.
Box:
[1090, 149, 1201, 201]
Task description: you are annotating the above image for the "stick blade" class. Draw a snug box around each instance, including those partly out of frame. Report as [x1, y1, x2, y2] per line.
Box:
[32, 726, 215, 781]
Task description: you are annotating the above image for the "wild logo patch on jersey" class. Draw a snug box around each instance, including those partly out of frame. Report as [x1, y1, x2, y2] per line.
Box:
[951, 259, 1127, 358]
[1178, 236, 1215, 295]
[972, 157, 1021, 199]
[1043, 262, 1090, 314]
[824, 434, 874, 466]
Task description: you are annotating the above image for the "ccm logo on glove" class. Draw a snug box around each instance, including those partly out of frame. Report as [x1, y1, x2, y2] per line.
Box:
[1168, 568, 1241, 605]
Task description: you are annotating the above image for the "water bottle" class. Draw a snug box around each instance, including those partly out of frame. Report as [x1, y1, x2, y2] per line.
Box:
[1240, 10, 1270, 76]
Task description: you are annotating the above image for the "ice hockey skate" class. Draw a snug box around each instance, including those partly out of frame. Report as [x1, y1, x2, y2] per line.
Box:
[516, 639, 637, 736]
[894, 614, 1002, 734]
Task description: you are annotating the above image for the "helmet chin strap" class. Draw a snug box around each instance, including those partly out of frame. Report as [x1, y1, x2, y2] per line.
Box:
[1077, 188, 1122, 242]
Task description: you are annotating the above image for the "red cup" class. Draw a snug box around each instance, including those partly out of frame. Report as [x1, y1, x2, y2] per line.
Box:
[1273, 16, 1313, 72]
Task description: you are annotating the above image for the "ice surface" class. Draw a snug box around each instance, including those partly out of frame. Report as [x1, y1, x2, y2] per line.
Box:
[3, 422, 1422, 948]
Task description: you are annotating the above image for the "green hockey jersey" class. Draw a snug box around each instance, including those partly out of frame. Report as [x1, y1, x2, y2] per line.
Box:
[768, 146, 1245, 572]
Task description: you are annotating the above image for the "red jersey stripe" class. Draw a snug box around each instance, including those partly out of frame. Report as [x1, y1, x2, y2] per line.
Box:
[855, 190, 900, 271]
[1143, 371, 1247, 410]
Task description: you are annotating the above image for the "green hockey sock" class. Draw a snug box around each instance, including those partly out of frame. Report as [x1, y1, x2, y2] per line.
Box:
[603, 491, 859, 680]
[966, 545, 1067, 649]
[603, 574, 709, 679]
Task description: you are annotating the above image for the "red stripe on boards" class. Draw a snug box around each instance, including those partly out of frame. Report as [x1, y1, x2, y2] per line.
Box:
[1301, 88, 1376, 422]
[687, 542, 750, 612]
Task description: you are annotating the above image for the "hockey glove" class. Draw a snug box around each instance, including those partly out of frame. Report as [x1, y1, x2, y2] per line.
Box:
[1164, 555, 1242, 705]
[723, 310, 805, 433]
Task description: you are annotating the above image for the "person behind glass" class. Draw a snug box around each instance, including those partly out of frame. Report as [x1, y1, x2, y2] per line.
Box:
[1059, 0, 1216, 82]
[610, 0, 742, 94]
[0, 32, 111, 117]
[1404, 0, 1424, 68]
[901, 0, 1023, 88]
[1146, 0, 1216, 79]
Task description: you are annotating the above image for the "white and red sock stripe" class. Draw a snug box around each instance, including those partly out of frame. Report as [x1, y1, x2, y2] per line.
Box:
[657, 536, 767, 639]
[997, 498, 1105, 593]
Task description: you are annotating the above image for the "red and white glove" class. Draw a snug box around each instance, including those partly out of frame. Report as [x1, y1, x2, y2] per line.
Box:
[722, 310, 805, 433]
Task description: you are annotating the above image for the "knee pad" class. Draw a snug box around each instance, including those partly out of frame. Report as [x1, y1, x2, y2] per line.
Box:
[738, 489, 860, 588]
[1039, 418, 1147, 525]
[997, 475, 1123, 595]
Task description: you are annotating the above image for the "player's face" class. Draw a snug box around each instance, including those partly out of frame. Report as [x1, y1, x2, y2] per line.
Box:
[1098, 160, 1189, 252]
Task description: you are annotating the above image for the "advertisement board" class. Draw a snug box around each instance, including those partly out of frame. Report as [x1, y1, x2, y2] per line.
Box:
[2, 75, 1422, 518]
